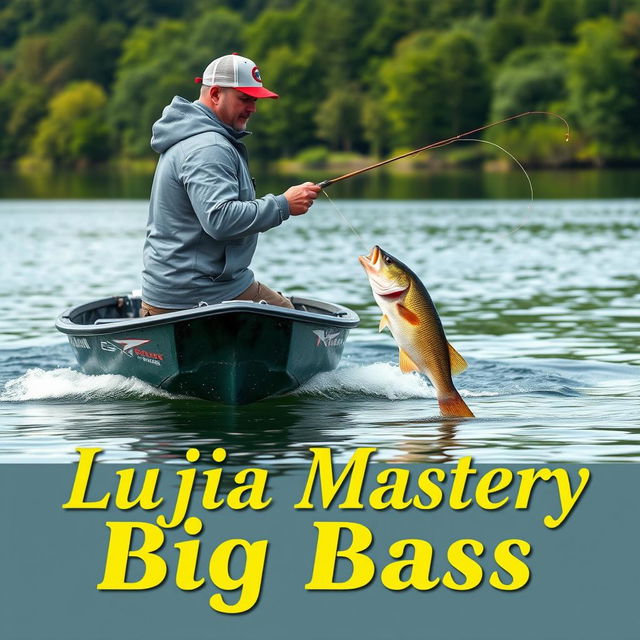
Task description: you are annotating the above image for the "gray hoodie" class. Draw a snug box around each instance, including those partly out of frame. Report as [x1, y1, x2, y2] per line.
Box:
[141, 96, 290, 308]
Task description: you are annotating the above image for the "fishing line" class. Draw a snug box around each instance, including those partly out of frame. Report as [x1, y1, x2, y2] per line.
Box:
[454, 137, 533, 238]
[319, 111, 570, 188]
[322, 137, 533, 244]
[318, 111, 569, 245]
[321, 189, 370, 252]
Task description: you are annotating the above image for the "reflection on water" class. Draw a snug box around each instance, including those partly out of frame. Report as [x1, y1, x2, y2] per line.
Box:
[2, 167, 640, 200]
[0, 198, 638, 463]
[1, 350, 638, 464]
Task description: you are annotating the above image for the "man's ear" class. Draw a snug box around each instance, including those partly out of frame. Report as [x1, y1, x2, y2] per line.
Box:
[209, 86, 222, 104]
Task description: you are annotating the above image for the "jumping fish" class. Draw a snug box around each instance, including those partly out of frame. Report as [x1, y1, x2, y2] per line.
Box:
[358, 245, 474, 418]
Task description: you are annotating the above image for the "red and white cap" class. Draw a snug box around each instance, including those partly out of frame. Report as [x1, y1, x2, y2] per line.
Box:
[194, 53, 278, 99]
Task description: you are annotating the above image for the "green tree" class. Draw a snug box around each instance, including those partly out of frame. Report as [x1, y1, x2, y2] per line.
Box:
[491, 45, 568, 118]
[314, 85, 364, 151]
[15, 0, 72, 36]
[486, 46, 572, 166]
[495, 0, 543, 15]
[109, 20, 191, 157]
[621, 10, 640, 119]
[0, 35, 52, 162]
[360, 0, 427, 59]
[45, 16, 126, 90]
[3, 85, 49, 159]
[576, 0, 626, 21]
[0, 0, 32, 48]
[429, 0, 493, 26]
[0, 82, 48, 162]
[382, 30, 490, 148]
[109, 10, 244, 157]
[129, 0, 196, 24]
[485, 14, 539, 62]
[566, 16, 639, 159]
[246, 44, 323, 159]
[537, 0, 579, 41]
[362, 93, 390, 157]
[243, 4, 303, 62]
[0, 0, 639, 169]
[191, 8, 244, 56]
[8, 33, 52, 81]
[28, 81, 111, 166]
[302, 0, 381, 88]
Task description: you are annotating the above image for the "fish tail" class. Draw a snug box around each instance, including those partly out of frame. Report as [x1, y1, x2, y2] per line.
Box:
[438, 391, 475, 418]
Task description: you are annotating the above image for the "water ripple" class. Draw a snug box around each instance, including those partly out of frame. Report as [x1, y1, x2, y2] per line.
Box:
[0, 199, 638, 462]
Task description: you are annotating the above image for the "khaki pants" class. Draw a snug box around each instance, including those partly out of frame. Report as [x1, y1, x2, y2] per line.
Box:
[140, 281, 294, 317]
[233, 281, 294, 309]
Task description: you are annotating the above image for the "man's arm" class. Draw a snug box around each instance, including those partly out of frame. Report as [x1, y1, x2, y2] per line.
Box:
[181, 144, 319, 241]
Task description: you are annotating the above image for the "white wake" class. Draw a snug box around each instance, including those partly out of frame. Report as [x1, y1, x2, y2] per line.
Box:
[295, 362, 490, 400]
[0, 367, 174, 402]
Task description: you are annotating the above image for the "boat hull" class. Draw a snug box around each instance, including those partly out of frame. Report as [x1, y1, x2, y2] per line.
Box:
[57, 295, 359, 404]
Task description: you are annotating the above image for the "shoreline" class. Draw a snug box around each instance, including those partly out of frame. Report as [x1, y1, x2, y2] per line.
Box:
[8, 149, 640, 179]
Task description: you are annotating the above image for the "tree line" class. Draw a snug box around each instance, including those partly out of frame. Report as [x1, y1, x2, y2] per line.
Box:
[1, 0, 639, 170]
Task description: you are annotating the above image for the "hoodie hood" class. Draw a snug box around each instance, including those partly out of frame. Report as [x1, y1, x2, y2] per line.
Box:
[150, 96, 250, 154]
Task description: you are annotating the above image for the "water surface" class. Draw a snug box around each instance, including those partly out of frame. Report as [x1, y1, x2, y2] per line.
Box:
[0, 198, 638, 463]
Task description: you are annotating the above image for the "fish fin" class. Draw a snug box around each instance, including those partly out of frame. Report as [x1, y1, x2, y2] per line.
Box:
[438, 392, 475, 418]
[399, 348, 421, 373]
[448, 342, 468, 375]
[396, 303, 420, 326]
[378, 314, 389, 332]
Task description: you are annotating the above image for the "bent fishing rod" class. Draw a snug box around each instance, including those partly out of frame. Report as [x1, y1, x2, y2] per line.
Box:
[317, 111, 570, 189]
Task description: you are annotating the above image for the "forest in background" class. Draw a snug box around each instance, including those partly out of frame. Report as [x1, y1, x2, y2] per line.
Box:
[1, 0, 640, 171]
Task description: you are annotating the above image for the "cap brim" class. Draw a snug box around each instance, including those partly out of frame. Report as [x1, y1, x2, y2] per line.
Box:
[236, 86, 279, 99]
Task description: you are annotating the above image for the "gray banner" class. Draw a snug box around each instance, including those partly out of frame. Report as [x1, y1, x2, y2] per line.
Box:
[1, 457, 637, 639]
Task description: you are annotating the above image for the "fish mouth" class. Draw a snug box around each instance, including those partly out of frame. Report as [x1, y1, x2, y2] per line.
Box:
[376, 286, 407, 299]
[359, 246, 407, 298]
[371, 281, 408, 298]
[358, 245, 381, 273]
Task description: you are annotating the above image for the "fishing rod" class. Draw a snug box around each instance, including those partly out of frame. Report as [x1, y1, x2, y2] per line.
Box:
[317, 111, 570, 189]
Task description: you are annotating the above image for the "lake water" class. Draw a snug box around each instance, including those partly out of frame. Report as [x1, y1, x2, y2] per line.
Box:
[0, 194, 638, 463]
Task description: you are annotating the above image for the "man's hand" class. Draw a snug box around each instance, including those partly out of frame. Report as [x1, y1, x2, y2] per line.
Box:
[284, 182, 321, 216]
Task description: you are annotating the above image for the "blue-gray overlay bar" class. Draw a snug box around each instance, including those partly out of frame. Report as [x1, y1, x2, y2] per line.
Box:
[1, 458, 637, 639]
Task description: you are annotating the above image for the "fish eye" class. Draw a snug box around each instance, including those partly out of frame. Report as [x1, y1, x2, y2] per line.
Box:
[383, 255, 393, 264]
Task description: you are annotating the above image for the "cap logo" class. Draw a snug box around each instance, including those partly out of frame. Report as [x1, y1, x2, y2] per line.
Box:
[251, 66, 262, 83]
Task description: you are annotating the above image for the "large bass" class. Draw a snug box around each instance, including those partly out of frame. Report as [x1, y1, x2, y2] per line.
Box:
[359, 245, 474, 418]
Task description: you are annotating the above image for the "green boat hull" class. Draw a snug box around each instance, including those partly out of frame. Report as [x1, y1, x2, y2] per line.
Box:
[56, 295, 359, 404]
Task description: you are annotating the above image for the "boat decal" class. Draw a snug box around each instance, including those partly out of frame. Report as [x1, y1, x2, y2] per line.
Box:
[70, 336, 90, 349]
[100, 338, 164, 365]
[113, 338, 151, 353]
[100, 341, 118, 352]
[132, 346, 164, 364]
[313, 329, 345, 347]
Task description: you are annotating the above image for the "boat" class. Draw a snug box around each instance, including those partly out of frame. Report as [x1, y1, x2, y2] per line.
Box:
[56, 293, 359, 404]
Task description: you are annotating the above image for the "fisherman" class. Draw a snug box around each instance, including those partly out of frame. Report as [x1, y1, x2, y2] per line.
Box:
[140, 53, 321, 316]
